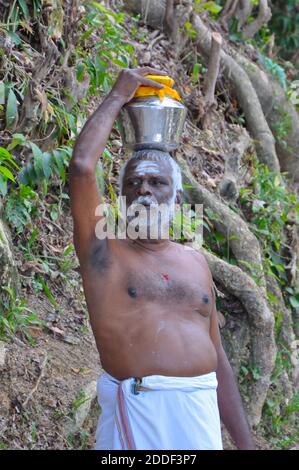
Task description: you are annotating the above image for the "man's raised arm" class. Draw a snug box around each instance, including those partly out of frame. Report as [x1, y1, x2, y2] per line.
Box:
[69, 67, 166, 264]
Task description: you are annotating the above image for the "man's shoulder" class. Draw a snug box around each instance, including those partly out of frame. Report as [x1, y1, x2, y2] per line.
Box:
[174, 241, 205, 257]
[171, 241, 208, 264]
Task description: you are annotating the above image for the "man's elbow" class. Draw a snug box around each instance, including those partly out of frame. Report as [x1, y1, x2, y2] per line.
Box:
[69, 158, 94, 177]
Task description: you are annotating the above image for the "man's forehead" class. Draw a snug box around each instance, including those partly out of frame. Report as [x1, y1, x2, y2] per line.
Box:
[125, 158, 172, 177]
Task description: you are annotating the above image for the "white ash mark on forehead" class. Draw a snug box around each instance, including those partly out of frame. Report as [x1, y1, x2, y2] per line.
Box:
[133, 160, 164, 175]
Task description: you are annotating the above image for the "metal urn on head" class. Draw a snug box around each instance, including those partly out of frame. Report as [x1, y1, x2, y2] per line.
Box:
[118, 77, 187, 152]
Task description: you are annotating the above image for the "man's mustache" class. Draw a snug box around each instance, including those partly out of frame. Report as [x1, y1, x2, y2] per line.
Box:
[130, 196, 159, 207]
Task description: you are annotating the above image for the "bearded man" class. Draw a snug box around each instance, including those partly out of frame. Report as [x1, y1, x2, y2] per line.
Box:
[69, 67, 255, 450]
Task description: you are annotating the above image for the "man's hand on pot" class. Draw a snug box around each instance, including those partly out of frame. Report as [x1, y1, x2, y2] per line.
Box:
[111, 67, 167, 104]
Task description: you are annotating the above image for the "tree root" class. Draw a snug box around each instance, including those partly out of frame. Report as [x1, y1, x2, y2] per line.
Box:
[235, 0, 253, 31]
[201, 32, 223, 130]
[242, 0, 271, 39]
[220, 0, 240, 28]
[218, 127, 251, 202]
[177, 154, 266, 288]
[202, 249, 276, 426]
[191, 13, 280, 173]
[233, 52, 299, 183]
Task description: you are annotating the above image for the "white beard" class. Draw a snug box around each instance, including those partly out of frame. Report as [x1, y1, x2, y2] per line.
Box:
[127, 194, 176, 240]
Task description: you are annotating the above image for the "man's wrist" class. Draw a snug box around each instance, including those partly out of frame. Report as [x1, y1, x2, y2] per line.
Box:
[108, 89, 127, 106]
[236, 438, 256, 450]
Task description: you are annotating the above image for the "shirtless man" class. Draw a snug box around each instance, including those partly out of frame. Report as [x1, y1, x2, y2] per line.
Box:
[69, 67, 255, 450]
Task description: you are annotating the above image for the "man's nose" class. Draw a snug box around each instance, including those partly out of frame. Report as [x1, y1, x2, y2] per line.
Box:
[137, 181, 152, 196]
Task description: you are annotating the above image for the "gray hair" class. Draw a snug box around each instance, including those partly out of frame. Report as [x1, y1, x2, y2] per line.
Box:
[119, 149, 183, 195]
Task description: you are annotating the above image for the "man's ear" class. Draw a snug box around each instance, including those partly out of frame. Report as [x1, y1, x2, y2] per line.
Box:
[175, 190, 183, 204]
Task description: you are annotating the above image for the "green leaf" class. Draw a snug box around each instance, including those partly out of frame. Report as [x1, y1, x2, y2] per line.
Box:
[63, 244, 74, 257]
[0, 165, 15, 181]
[7, 133, 26, 151]
[50, 207, 59, 221]
[103, 148, 112, 160]
[30, 142, 44, 179]
[191, 63, 200, 84]
[91, 1, 107, 12]
[76, 62, 86, 82]
[94, 56, 106, 85]
[6, 31, 22, 45]
[0, 175, 7, 196]
[0, 147, 13, 162]
[52, 149, 66, 182]
[39, 277, 57, 307]
[6, 89, 18, 129]
[18, 0, 29, 18]
[195, 1, 222, 15]
[42, 152, 52, 180]
[290, 297, 299, 309]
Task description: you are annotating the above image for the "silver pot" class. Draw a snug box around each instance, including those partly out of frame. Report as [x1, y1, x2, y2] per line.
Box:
[118, 96, 187, 152]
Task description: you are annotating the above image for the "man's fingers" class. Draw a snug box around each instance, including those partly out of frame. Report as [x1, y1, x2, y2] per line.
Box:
[138, 67, 167, 76]
[139, 77, 164, 89]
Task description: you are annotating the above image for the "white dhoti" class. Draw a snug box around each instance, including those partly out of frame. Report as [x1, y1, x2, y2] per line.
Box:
[95, 371, 223, 450]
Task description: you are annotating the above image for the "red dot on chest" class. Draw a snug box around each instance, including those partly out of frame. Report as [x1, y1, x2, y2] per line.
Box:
[162, 273, 170, 281]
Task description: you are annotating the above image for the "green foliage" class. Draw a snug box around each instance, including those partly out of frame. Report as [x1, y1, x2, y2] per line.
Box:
[184, 22, 198, 40]
[6, 88, 18, 129]
[271, 106, 292, 149]
[19, 145, 72, 187]
[262, 354, 299, 448]
[285, 287, 299, 310]
[287, 80, 299, 107]
[259, 55, 287, 90]
[269, 0, 299, 60]
[76, 2, 134, 94]
[4, 184, 38, 233]
[0, 286, 42, 344]
[191, 63, 201, 85]
[239, 162, 299, 286]
[239, 362, 261, 384]
[0, 147, 19, 196]
[194, 1, 222, 16]
[67, 430, 90, 450]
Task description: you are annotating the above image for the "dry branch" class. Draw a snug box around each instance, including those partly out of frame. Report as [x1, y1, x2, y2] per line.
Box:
[23, 353, 48, 408]
[18, 40, 59, 134]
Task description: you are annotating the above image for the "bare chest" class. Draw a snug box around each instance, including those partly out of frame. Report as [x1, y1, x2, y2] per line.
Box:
[86, 242, 213, 317]
[122, 255, 213, 317]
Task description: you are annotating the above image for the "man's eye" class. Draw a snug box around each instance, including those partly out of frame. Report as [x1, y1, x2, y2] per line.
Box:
[128, 180, 139, 186]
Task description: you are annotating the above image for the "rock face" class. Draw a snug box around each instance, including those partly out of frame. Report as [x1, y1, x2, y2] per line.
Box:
[65, 380, 98, 436]
[125, 0, 166, 29]
[0, 341, 6, 369]
[0, 218, 19, 294]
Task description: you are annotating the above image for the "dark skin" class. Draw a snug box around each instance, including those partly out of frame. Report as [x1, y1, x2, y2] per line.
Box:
[69, 67, 255, 450]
